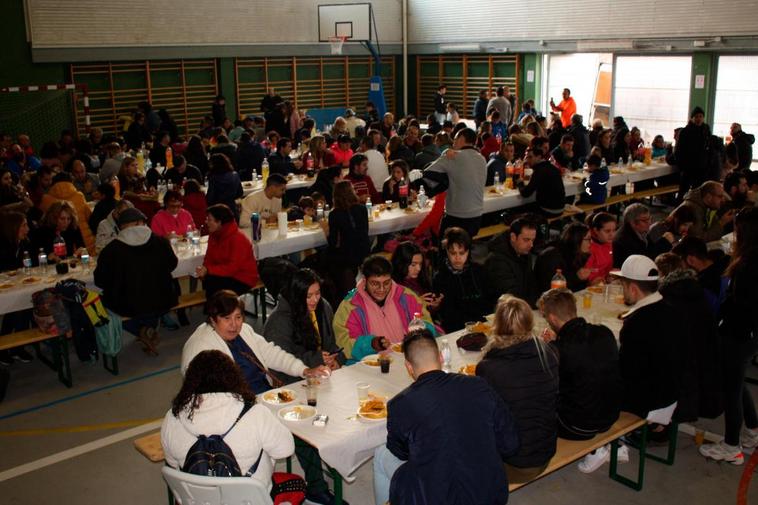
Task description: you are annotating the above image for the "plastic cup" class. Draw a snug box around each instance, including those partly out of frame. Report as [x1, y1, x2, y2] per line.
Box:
[304, 215, 313, 227]
[356, 382, 370, 405]
[583, 292, 593, 309]
[306, 377, 319, 406]
[379, 354, 391, 374]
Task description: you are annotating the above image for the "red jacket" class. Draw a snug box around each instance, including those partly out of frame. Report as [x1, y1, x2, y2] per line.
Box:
[344, 173, 381, 204]
[203, 221, 258, 288]
[183, 192, 208, 232]
[413, 191, 446, 238]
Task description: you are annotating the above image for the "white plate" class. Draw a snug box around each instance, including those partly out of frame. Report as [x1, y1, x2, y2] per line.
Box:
[261, 388, 297, 406]
[360, 354, 392, 367]
[278, 405, 317, 422]
[358, 411, 388, 422]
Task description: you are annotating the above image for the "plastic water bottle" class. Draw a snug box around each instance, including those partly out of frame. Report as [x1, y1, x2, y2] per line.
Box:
[417, 185, 428, 209]
[324, 204, 331, 219]
[22, 251, 32, 275]
[551, 269, 567, 289]
[440, 338, 452, 370]
[625, 179, 635, 195]
[316, 202, 324, 222]
[408, 312, 426, 333]
[261, 158, 270, 181]
[601, 158, 607, 169]
[38, 248, 48, 273]
[80, 251, 90, 272]
[204, 174, 209, 187]
[366, 201, 373, 222]
[493, 172, 502, 193]
[617, 157, 623, 168]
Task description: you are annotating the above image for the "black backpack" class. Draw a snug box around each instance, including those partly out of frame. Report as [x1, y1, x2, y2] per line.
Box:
[181, 403, 261, 477]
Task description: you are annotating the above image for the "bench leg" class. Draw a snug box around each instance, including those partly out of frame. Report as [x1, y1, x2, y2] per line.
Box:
[166, 483, 174, 505]
[286, 455, 292, 473]
[53, 336, 73, 388]
[641, 422, 678, 466]
[102, 353, 119, 376]
[609, 424, 647, 491]
[260, 288, 267, 323]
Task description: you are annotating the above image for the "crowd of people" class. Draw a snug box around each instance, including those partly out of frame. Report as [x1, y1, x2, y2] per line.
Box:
[0, 83, 756, 504]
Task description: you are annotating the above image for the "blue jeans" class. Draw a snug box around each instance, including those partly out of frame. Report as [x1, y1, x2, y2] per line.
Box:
[373, 445, 405, 505]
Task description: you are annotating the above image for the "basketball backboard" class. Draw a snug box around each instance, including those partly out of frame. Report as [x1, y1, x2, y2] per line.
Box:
[318, 3, 372, 42]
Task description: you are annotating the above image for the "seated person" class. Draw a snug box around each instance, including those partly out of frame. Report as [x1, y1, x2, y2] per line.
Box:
[432, 227, 490, 332]
[382, 160, 410, 202]
[331, 134, 354, 168]
[31, 201, 86, 262]
[88, 182, 117, 234]
[334, 255, 433, 362]
[647, 205, 695, 252]
[308, 165, 343, 207]
[651, 134, 668, 158]
[485, 141, 515, 187]
[240, 174, 286, 225]
[584, 212, 616, 284]
[94, 208, 178, 355]
[196, 204, 258, 298]
[579, 154, 609, 204]
[268, 137, 302, 176]
[373, 328, 519, 505]
[390, 241, 437, 307]
[180, 291, 339, 505]
[484, 216, 539, 306]
[70, 159, 99, 202]
[612, 203, 666, 267]
[516, 146, 565, 217]
[40, 171, 95, 253]
[235, 133, 265, 181]
[287, 195, 317, 222]
[95, 199, 134, 253]
[150, 190, 196, 238]
[535, 222, 591, 293]
[617, 255, 681, 431]
[672, 236, 730, 314]
[161, 350, 295, 490]
[263, 268, 346, 382]
[344, 153, 381, 204]
[539, 289, 622, 473]
[476, 295, 559, 483]
[164, 155, 203, 187]
[550, 134, 576, 171]
[181, 180, 208, 232]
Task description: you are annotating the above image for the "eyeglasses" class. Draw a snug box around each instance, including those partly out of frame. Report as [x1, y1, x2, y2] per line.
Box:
[367, 279, 392, 291]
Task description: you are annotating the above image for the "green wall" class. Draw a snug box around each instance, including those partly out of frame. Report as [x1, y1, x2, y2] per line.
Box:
[519, 54, 542, 105]
[689, 53, 717, 124]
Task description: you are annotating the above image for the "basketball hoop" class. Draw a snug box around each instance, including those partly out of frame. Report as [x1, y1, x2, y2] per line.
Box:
[329, 36, 347, 55]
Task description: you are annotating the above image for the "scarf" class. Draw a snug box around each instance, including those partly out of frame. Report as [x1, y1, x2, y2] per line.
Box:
[356, 280, 408, 343]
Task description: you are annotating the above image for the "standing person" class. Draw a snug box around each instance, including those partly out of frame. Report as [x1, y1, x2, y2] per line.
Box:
[728, 122, 755, 173]
[206, 153, 243, 222]
[472, 89, 489, 127]
[484, 216, 539, 306]
[211, 95, 226, 127]
[321, 181, 370, 300]
[94, 208, 178, 355]
[263, 268, 345, 382]
[549, 88, 577, 129]
[675, 106, 711, 198]
[477, 295, 559, 484]
[196, 204, 258, 298]
[699, 208, 758, 465]
[487, 86, 512, 129]
[420, 128, 487, 238]
[432, 227, 490, 332]
[433, 84, 447, 125]
[373, 328, 519, 505]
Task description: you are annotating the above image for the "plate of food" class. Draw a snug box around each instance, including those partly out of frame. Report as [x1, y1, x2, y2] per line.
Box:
[5, 270, 18, 277]
[278, 405, 317, 422]
[468, 321, 492, 334]
[458, 363, 477, 376]
[403, 207, 416, 214]
[21, 276, 41, 285]
[587, 284, 604, 294]
[262, 388, 297, 406]
[610, 168, 623, 175]
[390, 342, 403, 353]
[0, 282, 14, 290]
[264, 222, 278, 229]
[358, 398, 388, 421]
[361, 354, 392, 367]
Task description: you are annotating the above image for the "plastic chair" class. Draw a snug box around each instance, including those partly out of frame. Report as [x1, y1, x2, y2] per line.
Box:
[162, 466, 273, 505]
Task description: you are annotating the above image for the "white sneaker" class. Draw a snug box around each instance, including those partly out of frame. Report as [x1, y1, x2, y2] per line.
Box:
[699, 441, 744, 465]
[617, 444, 630, 463]
[741, 428, 758, 449]
[578, 445, 610, 473]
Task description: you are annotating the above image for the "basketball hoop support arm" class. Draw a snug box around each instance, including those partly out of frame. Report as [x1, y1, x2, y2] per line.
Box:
[363, 40, 382, 75]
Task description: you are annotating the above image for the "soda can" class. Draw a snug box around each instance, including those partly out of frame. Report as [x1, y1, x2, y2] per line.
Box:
[250, 213, 261, 242]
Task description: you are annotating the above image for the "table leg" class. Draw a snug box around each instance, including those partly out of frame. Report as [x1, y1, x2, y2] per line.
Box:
[326, 464, 344, 505]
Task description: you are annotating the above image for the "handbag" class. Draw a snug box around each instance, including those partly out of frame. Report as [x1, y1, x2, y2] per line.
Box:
[271, 472, 306, 505]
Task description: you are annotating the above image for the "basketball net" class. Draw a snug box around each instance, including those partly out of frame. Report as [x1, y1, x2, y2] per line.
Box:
[329, 36, 347, 55]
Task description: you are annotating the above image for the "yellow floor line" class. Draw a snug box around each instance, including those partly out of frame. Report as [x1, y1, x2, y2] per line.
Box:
[0, 418, 162, 436]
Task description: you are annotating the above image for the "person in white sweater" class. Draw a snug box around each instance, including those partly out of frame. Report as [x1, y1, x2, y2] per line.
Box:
[162, 350, 294, 491]
[180, 290, 346, 505]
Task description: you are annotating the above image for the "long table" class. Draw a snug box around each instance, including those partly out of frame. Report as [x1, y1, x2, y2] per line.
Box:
[261, 286, 629, 481]
[254, 161, 676, 259]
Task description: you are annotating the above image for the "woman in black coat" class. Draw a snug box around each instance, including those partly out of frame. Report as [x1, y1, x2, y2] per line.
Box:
[699, 207, 758, 463]
[476, 294, 559, 483]
[262, 268, 345, 383]
[308, 165, 343, 207]
[535, 222, 591, 293]
[205, 153, 243, 222]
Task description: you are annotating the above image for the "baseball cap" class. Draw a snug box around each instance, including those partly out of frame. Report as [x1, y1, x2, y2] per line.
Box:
[117, 207, 147, 227]
[612, 255, 659, 281]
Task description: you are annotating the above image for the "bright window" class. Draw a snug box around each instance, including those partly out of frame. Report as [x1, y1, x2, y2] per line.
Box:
[713, 56, 758, 151]
[544, 53, 612, 126]
[613, 56, 692, 143]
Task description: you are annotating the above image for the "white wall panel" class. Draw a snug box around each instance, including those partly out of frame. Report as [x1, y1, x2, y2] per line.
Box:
[408, 0, 758, 43]
[27, 0, 402, 48]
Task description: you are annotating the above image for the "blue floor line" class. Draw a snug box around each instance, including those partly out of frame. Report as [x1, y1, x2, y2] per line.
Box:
[0, 364, 180, 422]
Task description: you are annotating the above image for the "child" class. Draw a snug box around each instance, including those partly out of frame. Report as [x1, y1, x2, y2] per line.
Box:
[584, 212, 616, 284]
[287, 195, 317, 221]
[651, 135, 667, 158]
[580, 155, 609, 204]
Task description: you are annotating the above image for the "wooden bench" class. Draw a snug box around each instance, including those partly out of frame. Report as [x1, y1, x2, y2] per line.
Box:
[509, 411, 649, 492]
[577, 184, 679, 215]
[244, 280, 269, 322]
[0, 328, 72, 387]
[474, 223, 509, 241]
[134, 431, 165, 462]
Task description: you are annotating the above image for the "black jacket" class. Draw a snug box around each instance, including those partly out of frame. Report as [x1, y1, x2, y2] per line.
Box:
[30, 226, 84, 258]
[612, 224, 668, 268]
[166, 165, 203, 186]
[387, 370, 519, 505]
[235, 141, 265, 180]
[432, 260, 491, 332]
[477, 338, 559, 468]
[555, 317, 621, 431]
[535, 244, 588, 293]
[719, 259, 758, 343]
[327, 204, 370, 268]
[568, 124, 591, 163]
[548, 126, 565, 152]
[729, 130, 755, 171]
[94, 227, 178, 317]
[484, 233, 538, 306]
[0, 238, 32, 272]
[659, 270, 722, 420]
[485, 153, 509, 187]
[211, 144, 238, 170]
[675, 121, 711, 178]
[206, 171, 243, 221]
[619, 296, 681, 418]
[267, 151, 295, 177]
[517, 160, 565, 213]
[433, 92, 446, 115]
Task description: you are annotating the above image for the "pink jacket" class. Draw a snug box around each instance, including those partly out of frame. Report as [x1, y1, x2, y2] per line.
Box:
[150, 208, 196, 237]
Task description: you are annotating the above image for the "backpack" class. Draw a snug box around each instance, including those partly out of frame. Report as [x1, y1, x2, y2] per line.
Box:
[181, 403, 260, 477]
[31, 289, 71, 336]
[94, 309, 122, 357]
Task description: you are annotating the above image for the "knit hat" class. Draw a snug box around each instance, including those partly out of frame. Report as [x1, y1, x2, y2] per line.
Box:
[117, 208, 147, 227]
[691, 106, 705, 118]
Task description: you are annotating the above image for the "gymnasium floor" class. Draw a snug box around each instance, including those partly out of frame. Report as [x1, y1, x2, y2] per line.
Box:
[0, 306, 755, 505]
